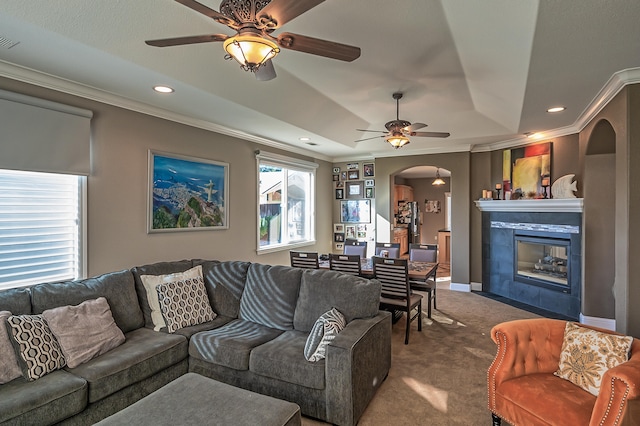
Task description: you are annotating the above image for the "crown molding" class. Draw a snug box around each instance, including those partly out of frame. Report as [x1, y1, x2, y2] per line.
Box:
[0, 61, 331, 163]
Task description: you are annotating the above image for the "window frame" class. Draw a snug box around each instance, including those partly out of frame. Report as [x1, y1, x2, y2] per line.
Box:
[256, 151, 317, 254]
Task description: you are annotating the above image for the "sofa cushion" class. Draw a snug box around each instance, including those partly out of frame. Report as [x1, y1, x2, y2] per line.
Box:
[0, 287, 32, 315]
[304, 308, 346, 362]
[42, 297, 125, 368]
[66, 327, 187, 403]
[30, 269, 144, 333]
[0, 369, 87, 425]
[172, 314, 234, 339]
[251, 330, 326, 390]
[6, 314, 66, 381]
[239, 264, 302, 330]
[131, 260, 195, 328]
[156, 275, 217, 333]
[294, 269, 381, 332]
[0, 311, 22, 384]
[189, 319, 283, 370]
[554, 321, 633, 396]
[201, 260, 250, 318]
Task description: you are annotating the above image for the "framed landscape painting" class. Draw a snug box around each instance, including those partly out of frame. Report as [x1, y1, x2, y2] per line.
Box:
[148, 151, 229, 233]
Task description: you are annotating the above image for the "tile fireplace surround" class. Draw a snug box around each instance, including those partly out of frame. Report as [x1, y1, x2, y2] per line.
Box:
[476, 199, 583, 319]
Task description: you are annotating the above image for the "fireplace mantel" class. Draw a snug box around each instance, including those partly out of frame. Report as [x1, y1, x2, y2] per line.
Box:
[475, 198, 584, 213]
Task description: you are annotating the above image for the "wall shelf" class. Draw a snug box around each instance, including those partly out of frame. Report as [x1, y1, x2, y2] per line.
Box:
[475, 198, 583, 213]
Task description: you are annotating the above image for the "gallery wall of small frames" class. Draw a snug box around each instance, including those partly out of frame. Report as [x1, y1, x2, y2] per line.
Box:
[332, 162, 375, 252]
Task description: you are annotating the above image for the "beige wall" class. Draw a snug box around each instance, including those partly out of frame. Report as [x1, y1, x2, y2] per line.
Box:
[0, 77, 333, 277]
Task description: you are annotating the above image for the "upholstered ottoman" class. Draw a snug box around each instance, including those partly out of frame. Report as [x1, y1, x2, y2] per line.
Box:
[95, 373, 301, 426]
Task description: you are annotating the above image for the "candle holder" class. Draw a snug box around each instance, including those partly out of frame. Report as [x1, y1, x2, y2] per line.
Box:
[541, 184, 549, 199]
[495, 188, 501, 200]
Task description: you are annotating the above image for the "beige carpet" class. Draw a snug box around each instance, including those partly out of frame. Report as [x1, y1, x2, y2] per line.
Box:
[303, 283, 539, 425]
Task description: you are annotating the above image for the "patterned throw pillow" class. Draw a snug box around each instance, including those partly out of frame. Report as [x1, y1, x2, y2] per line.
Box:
[0, 311, 23, 384]
[554, 322, 634, 396]
[304, 308, 347, 362]
[156, 276, 217, 333]
[140, 265, 203, 331]
[5, 314, 66, 381]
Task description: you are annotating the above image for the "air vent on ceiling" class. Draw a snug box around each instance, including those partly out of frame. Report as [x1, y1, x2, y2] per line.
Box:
[0, 36, 20, 49]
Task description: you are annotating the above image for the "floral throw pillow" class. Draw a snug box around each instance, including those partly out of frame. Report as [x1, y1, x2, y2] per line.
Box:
[554, 322, 633, 396]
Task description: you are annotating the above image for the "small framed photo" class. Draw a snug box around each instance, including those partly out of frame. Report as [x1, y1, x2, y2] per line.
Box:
[334, 232, 345, 242]
[335, 181, 344, 188]
[347, 162, 359, 170]
[357, 224, 367, 232]
[345, 225, 356, 239]
[348, 170, 360, 180]
[332, 174, 339, 181]
[341, 171, 347, 181]
[365, 187, 375, 198]
[333, 223, 344, 233]
[346, 181, 364, 199]
[364, 179, 375, 187]
[363, 163, 375, 177]
[335, 188, 344, 199]
[332, 167, 340, 174]
[357, 231, 367, 239]
[334, 242, 344, 251]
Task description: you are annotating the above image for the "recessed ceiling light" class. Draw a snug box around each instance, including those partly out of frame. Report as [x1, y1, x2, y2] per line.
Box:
[153, 85, 174, 93]
[299, 137, 311, 141]
[547, 106, 566, 113]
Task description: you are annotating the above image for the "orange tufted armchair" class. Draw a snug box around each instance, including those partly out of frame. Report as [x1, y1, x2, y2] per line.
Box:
[488, 318, 640, 426]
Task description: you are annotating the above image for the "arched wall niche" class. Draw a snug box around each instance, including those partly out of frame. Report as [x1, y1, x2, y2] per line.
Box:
[583, 119, 616, 320]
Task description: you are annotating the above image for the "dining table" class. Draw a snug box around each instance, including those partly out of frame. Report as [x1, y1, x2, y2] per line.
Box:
[319, 257, 438, 282]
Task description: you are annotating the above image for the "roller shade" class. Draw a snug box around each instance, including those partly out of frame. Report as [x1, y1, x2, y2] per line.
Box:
[0, 89, 92, 176]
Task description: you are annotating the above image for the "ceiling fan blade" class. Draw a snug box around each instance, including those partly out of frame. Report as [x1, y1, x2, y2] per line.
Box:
[255, 59, 277, 81]
[174, 0, 236, 27]
[356, 129, 387, 133]
[355, 135, 385, 143]
[405, 122, 427, 132]
[276, 32, 361, 62]
[412, 131, 451, 138]
[145, 34, 228, 47]
[259, 0, 326, 28]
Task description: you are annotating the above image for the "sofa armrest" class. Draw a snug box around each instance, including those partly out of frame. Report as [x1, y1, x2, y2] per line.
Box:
[324, 311, 391, 426]
[591, 339, 640, 426]
[488, 318, 567, 410]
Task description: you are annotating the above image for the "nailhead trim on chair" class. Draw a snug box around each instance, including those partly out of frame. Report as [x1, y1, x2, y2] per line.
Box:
[488, 330, 513, 424]
[599, 377, 631, 426]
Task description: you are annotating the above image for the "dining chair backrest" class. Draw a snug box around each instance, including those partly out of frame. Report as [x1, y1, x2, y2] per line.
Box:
[343, 240, 367, 258]
[373, 257, 410, 299]
[329, 254, 362, 276]
[375, 242, 400, 259]
[409, 243, 437, 262]
[289, 251, 319, 269]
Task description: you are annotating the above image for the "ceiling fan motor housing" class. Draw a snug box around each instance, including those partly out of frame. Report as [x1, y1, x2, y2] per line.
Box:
[220, 0, 276, 29]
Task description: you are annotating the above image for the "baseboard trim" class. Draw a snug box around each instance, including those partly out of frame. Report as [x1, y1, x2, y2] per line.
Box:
[450, 282, 471, 292]
[470, 281, 482, 292]
[579, 314, 616, 331]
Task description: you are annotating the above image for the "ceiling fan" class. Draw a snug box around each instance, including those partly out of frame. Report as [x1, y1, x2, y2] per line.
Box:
[355, 92, 450, 149]
[145, 0, 361, 81]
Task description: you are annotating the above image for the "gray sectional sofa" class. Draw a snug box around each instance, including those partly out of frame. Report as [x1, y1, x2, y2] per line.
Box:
[0, 259, 391, 426]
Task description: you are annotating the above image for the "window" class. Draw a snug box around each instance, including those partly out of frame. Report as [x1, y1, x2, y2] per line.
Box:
[256, 151, 317, 253]
[0, 169, 85, 289]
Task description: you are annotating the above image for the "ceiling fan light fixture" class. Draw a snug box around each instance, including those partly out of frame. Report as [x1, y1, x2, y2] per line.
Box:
[385, 134, 410, 149]
[432, 168, 445, 186]
[223, 33, 280, 72]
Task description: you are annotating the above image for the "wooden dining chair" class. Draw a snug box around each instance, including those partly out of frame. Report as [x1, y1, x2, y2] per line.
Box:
[289, 251, 319, 269]
[409, 243, 437, 262]
[373, 257, 423, 344]
[408, 243, 438, 317]
[329, 254, 362, 276]
[375, 242, 400, 258]
[343, 240, 367, 258]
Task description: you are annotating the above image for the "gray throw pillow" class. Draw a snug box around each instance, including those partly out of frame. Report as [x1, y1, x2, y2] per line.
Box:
[0, 311, 23, 383]
[42, 297, 126, 368]
[304, 308, 347, 362]
[6, 314, 66, 380]
[156, 276, 217, 333]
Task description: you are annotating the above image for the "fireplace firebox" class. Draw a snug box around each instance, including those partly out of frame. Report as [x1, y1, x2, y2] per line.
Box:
[515, 235, 570, 292]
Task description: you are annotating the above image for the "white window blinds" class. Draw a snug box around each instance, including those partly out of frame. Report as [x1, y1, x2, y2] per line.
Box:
[0, 169, 83, 289]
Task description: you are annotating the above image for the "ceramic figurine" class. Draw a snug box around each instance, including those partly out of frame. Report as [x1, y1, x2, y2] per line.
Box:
[551, 174, 578, 198]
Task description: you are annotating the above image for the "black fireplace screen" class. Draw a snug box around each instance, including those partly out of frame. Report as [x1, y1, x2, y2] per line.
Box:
[515, 236, 570, 288]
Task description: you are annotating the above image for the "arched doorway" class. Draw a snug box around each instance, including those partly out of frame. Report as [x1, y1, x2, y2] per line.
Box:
[583, 119, 616, 322]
